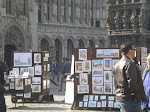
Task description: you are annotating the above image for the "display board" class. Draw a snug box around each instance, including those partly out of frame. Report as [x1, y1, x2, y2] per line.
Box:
[72, 48, 120, 110]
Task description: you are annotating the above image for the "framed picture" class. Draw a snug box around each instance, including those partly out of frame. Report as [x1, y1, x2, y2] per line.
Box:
[47, 64, 50, 71]
[44, 65, 47, 71]
[88, 101, 97, 107]
[108, 96, 115, 100]
[10, 83, 15, 89]
[34, 65, 42, 75]
[102, 101, 107, 107]
[47, 80, 50, 88]
[34, 53, 41, 64]
[92, 85, 103, 94]
[32, 77, 41, 84]
[83, 60, 91, 72]
[108, 101, 114, 107]
[92, 77, 103, 85]
[104, 59, 112, 70]
[92, 69, 103, 76]
[114, 102, 119, 108]
[32, 85, 41, 93]
[104, 49, 119, 57]
[94, 95, 99, 101]
[97, 102, 101, 107]
[13, 52, 32, 67]
[28, 79, 31, 85]
[112, 59, 120, 68]
[12, 68, 19, 75]
[83, 102, 88, 107]
[79, 102, 83, 107]
[100, 95, 106, 100]
[24, 92, 31, 98]
[104, 71, 112, 83]
[96, 49, 104, 58]
[78, 85, 89, 94]
[16, 93, 23, 96]
[83, 95, 89, 101]
[79, 73, 88, 85]
[43, 80, 47, 89]
[79, 49, 87, 60]
[89, 95, 94, 101]
[75, 61, 83, 73]
[141, 56, 147, 62]
[104, 83, 112, 94]
[141, 47, 147, 56]
[92, 60, 103, 69]
[15, 78, 23, 90]
[27, 67, 34, 76]
[20, 68, 27, 76]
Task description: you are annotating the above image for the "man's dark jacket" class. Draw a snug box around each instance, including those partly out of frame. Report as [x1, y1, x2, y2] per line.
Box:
[113, 55, 146, 103]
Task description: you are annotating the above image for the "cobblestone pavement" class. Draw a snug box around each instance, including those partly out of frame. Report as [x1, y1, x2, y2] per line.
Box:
[5, 73, 119, 112]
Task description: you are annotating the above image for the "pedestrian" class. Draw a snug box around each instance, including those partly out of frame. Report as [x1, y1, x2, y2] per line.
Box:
[113, 42, 146, 112]
[52, 60, 59, 82]
[58, 58, 71, 92]
[58, 58, 66, 91]
[0, 57, 6, 112]
[141, 53, 150, 112]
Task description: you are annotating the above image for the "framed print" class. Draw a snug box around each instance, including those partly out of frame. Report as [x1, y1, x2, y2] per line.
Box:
[27, 67, 34, 76]
[16, 93, 23, 96]
[75, 61, 83, 73]
[13, 52, 32, 67]
[104, 71, 112, 83]
[83, 102, 88, 107]
[96, 49, 104, 58]
[32, 85, 41, 93]
[104, 59, 112, 70]
[92, 85, 103, 94]
[43, 80, 46, 89]
[44, 65, 46, 71]
[10, 83, 15, 89]
[97, 102, 101, 107]
[79, 73, 88, 85]
[92, 69, 103, 76]
[104, 49, 119, 57]
[83, 95, 89, 101]
[79, 49, 87, 60]
[94, 95, 99, 101]
[100, 95, 106, 100]
[108, 101, 114, 107]
[88, 101, 97, 107]
[45, 53, 49, 57]
[24, 92, 31, 98]
[101, 101, 107, 107]
[15, 78, 23, 90]
[112, 59, 120, 68]
[43, 57, 48, 61]
[114, 102, 119, 108]
[32, 77, 41, 84]
[78, 85, 89, 94]
[79, 101, 83, 107]
[83, 60, 91, 72]
[113, 85, 116, 94]
[89, 95, 94, 101]
[20, 68, 27, 76]
[4, 86, 9, 90]
[104, 83, 112, 94]
[92, 60, 103, 69]
[92, 77, 103, 85]
[47, 64, 50, 71]
[34, 65, 42, 75]
[108, 96, 115, 100]
[28, 79, 31, 85]
[141, 56, 147, 62]
[34, 53, 41, 64]
[141, 47, 147, 56]
[12, 68, 19, 75]
[47, 80, 50, 88]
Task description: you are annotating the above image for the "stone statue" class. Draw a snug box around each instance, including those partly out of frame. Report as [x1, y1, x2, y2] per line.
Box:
[16, 0, 24, 11]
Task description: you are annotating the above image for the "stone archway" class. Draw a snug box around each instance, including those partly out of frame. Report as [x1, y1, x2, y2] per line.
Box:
[54, 39, 62, 63]
[4, 26, 24, 67]
[67, 39, 74, 60]
[41, 38, 49, 51]
[89, 39, 95, 48]
[79, 39, 85, 48]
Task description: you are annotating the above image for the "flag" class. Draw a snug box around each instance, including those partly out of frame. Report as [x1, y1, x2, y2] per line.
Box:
[106, 14, 111, 30]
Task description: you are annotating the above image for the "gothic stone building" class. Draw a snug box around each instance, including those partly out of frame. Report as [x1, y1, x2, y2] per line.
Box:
[108, 0, 150, 52]
[0, 0, 108, 67]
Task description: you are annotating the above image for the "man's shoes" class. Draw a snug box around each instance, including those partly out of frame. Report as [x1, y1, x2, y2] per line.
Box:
[58, 89, 62, 92]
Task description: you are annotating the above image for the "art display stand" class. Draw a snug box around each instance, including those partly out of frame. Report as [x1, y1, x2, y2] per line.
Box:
[5, 51, 51, 109]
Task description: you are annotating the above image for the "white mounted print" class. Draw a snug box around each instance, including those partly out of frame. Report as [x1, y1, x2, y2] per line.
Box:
[92, 60, 103, 69]
[79, 73, 88, 85]
[104, 59, 112, 70]
[92, 77, 103, 85]
[34, 65, 42, 75]
[27, 67, 34, 76]
[104, 83, 112, 94]
[83, 60, 91, 72]
[79, 49, 87, 60]
[75, 61, 83, 73]
[112, 59, 120, 68]
[32, 77, 41, 84]
[104, 71, 112, 83]
[92, 85, 103, 94]
[20, 68, 27, 76]
[32, 85, 41, 93]
[34, 53, 41, 64]
[12, 68, 19, 75]
[92, 69, 103, 76]
[78, 85, 89, 94]
[96, 49, 104, 58]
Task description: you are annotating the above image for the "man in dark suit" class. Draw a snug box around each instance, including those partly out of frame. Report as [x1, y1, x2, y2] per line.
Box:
[52, 60, 59, 82]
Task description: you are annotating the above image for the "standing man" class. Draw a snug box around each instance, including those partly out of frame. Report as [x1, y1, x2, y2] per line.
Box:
[113, 42, 146, 112]
[0, 58, 6, 112]
[52, 60, 59, 82]
[58, 58, 71, 92]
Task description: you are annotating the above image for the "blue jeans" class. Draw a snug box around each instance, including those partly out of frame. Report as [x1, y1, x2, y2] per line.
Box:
[52, 72, 59, 82]
[117, 101, 142, 112]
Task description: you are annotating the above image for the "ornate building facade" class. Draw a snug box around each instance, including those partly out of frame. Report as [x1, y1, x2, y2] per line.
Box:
[0, 0, 108, 67]
[108, 0, 150, 52]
